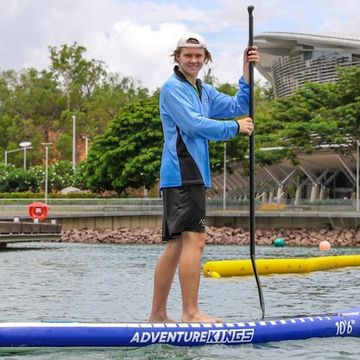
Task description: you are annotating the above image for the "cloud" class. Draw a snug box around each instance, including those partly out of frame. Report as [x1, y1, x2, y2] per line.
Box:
[0, 0, 359, 90]
[0, 0, 209, 89]
[87, 21, 189, 89]
[211, 47, 264, 86]
[317, 0, 360, 34]
[207, 0, 289, 32]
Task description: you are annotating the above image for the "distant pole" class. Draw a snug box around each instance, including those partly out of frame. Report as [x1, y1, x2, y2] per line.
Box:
[4, 151, 8, 166]
[223, 142, 227, 211]
[85, 136, 88, 158]
[357, 140, 359, 212]
[83, 135, 89, 159]
[42, 143, 52, 204]
[72, 115, 76, 170]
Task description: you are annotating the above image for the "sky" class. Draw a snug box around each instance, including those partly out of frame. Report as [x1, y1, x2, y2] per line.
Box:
[1, 0, 359, 90]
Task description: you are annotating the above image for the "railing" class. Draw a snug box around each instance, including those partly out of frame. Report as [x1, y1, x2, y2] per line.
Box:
[0, 198, 163, 218]
[0, 198, 358, 219]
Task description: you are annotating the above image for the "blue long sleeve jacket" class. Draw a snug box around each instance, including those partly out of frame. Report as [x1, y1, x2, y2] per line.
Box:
[159, 67, 249, 189]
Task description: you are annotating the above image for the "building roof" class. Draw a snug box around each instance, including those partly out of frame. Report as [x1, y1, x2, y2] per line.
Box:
[254, 32, 360, 82]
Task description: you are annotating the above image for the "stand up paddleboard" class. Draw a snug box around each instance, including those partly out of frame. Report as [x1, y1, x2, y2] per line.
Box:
[0, 308, 359, 349]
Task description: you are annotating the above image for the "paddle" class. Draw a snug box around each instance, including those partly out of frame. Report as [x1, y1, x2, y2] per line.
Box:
[247, 5, 265, 319]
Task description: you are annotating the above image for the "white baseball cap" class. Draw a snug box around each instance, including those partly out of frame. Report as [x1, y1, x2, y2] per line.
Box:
[177, 33, 207, 49]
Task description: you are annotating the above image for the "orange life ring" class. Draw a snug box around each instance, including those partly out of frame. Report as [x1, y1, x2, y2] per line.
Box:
[28, 202, 49, 220]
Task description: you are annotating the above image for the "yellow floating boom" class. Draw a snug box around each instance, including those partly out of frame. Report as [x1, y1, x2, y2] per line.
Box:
[203, 255, 360, 278]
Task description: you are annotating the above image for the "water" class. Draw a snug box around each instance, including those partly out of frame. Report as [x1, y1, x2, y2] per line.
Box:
[0, 242, 360, 359]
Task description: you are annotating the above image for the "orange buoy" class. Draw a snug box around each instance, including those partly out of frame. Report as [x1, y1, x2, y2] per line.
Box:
[319, 240, 331, 251]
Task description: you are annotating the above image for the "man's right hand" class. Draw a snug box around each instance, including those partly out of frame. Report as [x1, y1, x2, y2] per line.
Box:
[237, 117, 254, 136]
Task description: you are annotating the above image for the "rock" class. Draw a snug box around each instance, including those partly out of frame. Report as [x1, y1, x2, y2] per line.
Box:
[344, 230, 354, 241]
[60, 186, 83, 195]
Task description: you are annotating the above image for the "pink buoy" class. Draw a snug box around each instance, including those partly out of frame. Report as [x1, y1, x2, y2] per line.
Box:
[319, 240, 331, 251]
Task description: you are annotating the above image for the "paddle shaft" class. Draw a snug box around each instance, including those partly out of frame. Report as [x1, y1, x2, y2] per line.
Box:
[247, 5, 265, 319]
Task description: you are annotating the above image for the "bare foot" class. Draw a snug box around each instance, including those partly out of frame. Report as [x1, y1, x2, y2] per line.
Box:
[148, 315, 176, 323]
[182, 311, 222, 323]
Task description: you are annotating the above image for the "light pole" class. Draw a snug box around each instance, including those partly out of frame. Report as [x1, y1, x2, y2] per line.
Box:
[72, 115, 76, 170]
[223, 142, 227, 211]
[42, 143, 52, 204]
[19, 141, 32, 170]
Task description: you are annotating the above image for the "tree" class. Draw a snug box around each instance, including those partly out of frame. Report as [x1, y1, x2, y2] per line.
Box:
[267, 66, 360, 164]
[49, 42, 107, 110]
[308, 66, 360, 149]
[82, 74, 149, 138]
[55, 133, 72, 161]
[0, 68, 65, 165]
[14, 68, 64, 142]
[202, 68, 217, 85]
[0, 43, 152, 168]
[49, 44, 150, 152]
[83, 96, 162, 194]
[209, 80, 269, 174]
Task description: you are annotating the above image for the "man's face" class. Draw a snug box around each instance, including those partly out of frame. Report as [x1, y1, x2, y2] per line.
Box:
[177, 47, 206, 79]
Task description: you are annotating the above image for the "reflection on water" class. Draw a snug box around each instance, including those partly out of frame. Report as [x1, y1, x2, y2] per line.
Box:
[0, 242, 359, 359]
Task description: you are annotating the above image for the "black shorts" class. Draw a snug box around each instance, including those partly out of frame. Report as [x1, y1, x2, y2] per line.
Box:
[162, 185, 206, 241]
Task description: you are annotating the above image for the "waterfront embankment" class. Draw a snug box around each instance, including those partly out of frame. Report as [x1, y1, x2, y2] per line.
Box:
[59, 226, 360, 247]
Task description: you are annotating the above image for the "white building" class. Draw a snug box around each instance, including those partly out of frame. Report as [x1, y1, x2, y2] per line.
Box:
[254, 32, 360, 97]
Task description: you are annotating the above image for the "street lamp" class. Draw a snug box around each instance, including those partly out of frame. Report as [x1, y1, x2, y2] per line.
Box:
[72, 115, 76, 170]
[42, 143, 52, 204]
[4, 142, 32, 167]
[19, 141, 32, 170]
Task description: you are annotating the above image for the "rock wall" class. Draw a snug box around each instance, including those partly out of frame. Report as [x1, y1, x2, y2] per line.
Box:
[59, 226, 360, 247]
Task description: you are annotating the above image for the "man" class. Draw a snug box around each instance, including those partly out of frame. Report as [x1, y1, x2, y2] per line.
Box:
[149, 32, 259, 323]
